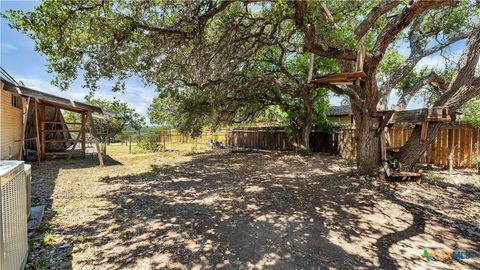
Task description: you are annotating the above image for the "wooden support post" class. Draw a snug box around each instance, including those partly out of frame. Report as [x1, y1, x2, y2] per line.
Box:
[88, 112, 104, 166]
[355, 45, 366, 86]
[41, 103, 46, 160]
[380, 130, 387, 162]
[374, 110, 394, 137]
[81, 112, 86, 157]
[447, 128, 454, 172]
[33, 99, 41, 164]
[104, 130, 108, 155]
[420, 122, 429, 144]
[164, 133, 166, 150]
[18, 97, 31, 160]
[70, 113, 87, 153]
[129, 135, 132, 154]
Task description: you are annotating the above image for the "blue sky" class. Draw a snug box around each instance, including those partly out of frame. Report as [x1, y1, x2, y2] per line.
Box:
[1, 1, 157, 124]
[1, 1, 467, 122]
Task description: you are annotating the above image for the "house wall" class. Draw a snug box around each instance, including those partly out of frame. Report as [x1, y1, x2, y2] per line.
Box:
[1, 83, 24, 160]
[327, 115, 354, 125]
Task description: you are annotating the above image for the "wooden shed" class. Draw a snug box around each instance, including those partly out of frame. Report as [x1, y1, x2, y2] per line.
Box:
[0, 67, 104, 163]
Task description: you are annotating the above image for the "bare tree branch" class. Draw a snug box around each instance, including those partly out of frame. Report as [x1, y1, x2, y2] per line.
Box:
[371, 0, 457, 69]
[380, 29, 469, 94]
[395, 71, 447, 109]
[354, 0, 400, 40]
[320, 84, 364, 107]
[434, 26, 480, 111]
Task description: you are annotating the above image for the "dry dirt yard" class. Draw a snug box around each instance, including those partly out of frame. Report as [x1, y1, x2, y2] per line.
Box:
[27, 144, 479, 269]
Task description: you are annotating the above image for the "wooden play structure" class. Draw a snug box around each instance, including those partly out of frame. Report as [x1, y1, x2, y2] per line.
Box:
[374, 106, 454, 181]
[1, 74, 105, 166]
[308, 43, 455, 180]
[310, 45, 367, 86]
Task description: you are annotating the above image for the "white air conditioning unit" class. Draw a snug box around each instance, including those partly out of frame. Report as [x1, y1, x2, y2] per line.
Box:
[0, 160, 30, 270]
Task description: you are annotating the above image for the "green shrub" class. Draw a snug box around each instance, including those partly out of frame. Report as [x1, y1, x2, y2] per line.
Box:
[139, 134, 164, 152]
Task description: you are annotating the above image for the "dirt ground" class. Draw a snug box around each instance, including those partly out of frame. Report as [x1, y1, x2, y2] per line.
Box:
[27, 144, 479, 269]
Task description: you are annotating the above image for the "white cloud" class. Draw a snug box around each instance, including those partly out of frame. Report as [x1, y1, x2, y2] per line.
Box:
[0, 42, 17, 53]
[14, 76, 157, 123]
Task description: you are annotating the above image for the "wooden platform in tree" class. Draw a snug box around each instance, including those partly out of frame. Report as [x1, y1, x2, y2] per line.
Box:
[310, 71, 367, 85]
[310, 45, 366, 86]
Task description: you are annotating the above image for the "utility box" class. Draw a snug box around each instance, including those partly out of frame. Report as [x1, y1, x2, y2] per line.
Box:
[0, 160, 29, 270]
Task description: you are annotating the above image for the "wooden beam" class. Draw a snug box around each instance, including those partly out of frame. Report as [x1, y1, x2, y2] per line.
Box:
[69, 114, 86, 156]
[88, 112, 104, 167]
[355, 45, 366, 86]
[81, 113, 86, 158]
[44, 139, 83, 143]
[310, 71, 367, 84]
[14, 138, 37, 142]
[42, 121, 82, 125]
[375, 110, 395, 137]
[380, 130, 387, 161]
[447, 128, 454, 172]
[388, 106, 451, 124]
[355, 45, 366, 72]
[420, 122, 429, 144]
[44, 130, 81, 133]
[41, 103, 46, 160]
[33, 99, 41, 164]
[18, 96, 31, 160]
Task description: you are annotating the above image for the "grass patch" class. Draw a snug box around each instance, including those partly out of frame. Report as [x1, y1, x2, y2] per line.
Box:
[423, 171, 443, 185]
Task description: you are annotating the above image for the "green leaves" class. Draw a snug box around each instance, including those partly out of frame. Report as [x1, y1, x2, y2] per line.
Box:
[458, 97, 480, 128]
[87, 98, 145, 137]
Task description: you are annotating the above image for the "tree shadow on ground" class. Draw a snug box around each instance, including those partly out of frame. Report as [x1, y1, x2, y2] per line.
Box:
[373, 180, 480, 270]
[26, 154, 121, 269]
[30, 151, 480, 269]
[59, 152, 378, 269]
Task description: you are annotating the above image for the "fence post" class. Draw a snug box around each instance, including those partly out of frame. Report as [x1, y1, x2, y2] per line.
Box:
[129, 135, 132, 154]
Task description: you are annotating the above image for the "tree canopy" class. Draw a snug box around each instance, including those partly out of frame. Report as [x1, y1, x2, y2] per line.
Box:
[4, 0, 480, 173]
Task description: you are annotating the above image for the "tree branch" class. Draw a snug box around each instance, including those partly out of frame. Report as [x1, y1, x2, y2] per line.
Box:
[124, 0, 235, 38]
[371, 0, 457, 68]
[434, 26, 480, 111]
[380, 29, 469, 94]
[395, 71, 447, 109]
[294, 1, 357, 61]
[354, 0, 400, 40]
[323, 84, 364, 107]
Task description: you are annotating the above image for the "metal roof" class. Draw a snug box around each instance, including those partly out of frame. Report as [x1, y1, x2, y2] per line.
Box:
[1, 67, 103, 114]
[0, 67, 19, 85]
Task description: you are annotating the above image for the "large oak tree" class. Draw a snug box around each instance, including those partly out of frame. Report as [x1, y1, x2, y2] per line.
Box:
[5, 0, 479, 174]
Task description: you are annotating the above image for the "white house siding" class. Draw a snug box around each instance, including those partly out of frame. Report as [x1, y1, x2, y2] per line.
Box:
[1, 83, 24, 160]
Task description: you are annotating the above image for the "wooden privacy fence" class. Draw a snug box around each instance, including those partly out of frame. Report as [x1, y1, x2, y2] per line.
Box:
[225, 129, 348, 154]
[225, 127, 480, 168]
[156, 130, 228, 145]
[390, 126, 480, 168]
[155, 126, 479, 168]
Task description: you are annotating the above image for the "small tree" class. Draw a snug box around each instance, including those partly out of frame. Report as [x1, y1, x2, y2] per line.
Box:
[87, 98, 145, 143]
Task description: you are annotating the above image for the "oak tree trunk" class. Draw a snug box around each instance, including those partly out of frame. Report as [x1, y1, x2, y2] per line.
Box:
[353, 112, 381, 175]
[394, 122, 444, 170]
[291, 117, 313, 153]
[300, 94, 314, 153]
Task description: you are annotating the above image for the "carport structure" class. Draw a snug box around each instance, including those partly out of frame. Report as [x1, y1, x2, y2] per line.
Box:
[2, 80, 105, 165]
